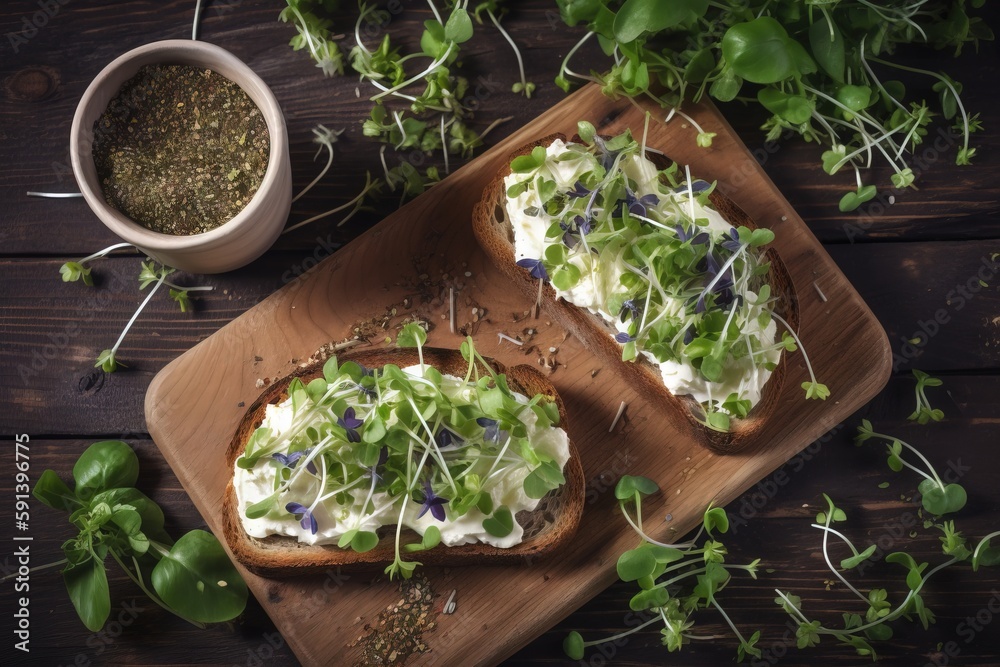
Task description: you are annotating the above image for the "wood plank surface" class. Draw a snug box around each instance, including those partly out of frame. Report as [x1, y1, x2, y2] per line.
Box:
[143, 85, 891, 666]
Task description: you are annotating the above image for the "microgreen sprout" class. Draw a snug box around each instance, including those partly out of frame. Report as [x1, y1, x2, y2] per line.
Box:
[908, 369, 945, 424]
[280, 0, 345, 77]
[59, 242, 134, 286]
[282, 171, 383, 234]
[234, 323, 569, 580]
[475, 2, 535, 98]
[565, 475, 762, 661]
[855, 420, 966, 515]
[292, 125, 345, 204]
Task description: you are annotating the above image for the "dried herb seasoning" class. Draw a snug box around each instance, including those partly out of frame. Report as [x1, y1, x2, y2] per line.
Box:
[92, 64, 269, 235]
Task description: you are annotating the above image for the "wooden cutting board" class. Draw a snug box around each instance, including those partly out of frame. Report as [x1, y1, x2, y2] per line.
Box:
[145, 84, 891, 667]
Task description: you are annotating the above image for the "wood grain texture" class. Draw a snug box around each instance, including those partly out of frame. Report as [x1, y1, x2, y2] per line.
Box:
[143, 86, 891, 666]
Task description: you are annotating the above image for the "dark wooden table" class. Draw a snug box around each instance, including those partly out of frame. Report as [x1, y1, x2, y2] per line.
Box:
[2, 1, 999, 665]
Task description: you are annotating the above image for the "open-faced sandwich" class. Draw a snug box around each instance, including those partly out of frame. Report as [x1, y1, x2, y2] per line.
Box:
[473, 123, 827, 447]
[223, 325, 585, 577]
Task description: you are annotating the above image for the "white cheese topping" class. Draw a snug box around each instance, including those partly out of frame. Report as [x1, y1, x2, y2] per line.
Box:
[504, 139, 779, 408]
[234, 366, 570, 549]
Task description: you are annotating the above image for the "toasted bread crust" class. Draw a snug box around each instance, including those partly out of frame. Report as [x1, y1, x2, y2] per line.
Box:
[223, 347, 586, 577]
[471, 134, 798, 453]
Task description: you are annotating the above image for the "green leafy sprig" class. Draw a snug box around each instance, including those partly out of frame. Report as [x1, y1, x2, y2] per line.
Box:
[564, 476, 762, 661]
[855, 419, 966, 515]
[908, 369, 945, 424]
[553, 0, 991, 210]
[20, 441, 247, 631]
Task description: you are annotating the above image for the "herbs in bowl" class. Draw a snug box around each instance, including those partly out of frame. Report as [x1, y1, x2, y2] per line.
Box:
[223, 325, 586, 578]
[92, 63, 269, 236]
[473, 123, 828, 440]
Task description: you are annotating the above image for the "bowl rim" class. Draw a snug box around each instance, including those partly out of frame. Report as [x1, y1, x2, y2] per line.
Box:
[70, 39, 288, 250]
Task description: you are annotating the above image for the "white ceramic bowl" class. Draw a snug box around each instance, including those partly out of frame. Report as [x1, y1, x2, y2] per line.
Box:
[71, 40, 291, 274]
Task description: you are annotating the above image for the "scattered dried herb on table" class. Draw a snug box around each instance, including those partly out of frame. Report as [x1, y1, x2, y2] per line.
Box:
[92, 64, 269, 235]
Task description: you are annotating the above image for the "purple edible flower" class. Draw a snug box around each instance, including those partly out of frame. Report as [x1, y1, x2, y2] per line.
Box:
[516, 258, 548, 281]
[476, 417, 507, 444]
[416, 479, 448, 521]
[566, 181, 591, 199]
[720, 227, 743, 253]
[683, 327, 695, 345]
[673, 179, 712, 194]
[674, 224, 709, 245]
[619, 299, 641, 323]
[615, 332, 637, 344]
[435, 428, 462, 449]
[616, 188, 660, 218]
[285, 502, 318, 535]
[337, 407, 363, 443]
[272, 449, 317, 474]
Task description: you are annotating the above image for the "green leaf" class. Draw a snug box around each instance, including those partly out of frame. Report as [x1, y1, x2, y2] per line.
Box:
[758, 88, 814, 124]
[150, 530, 247, 623]
[72, 441, 139, 501]
[613, 0, 708, 43]
[444, 7, 473, 43]
[722, 17, 815, 84]
[973, 538, 1000, 572]
[836, 85, 872, 113]
[551, 263, 581, 291]
[63, 556, 111, 632]
[351, 531, 379, 553]
[709, 68, 742, 102]
[396, 323, 427, 349]
[614, 475, 659, 501]
[808, 17, 845, 82]
[483, 506, 514, 538]
[841, 544, 878, 570]
[629, 586, 669, 611]
[33, 469, 79, 512]
[563, 631, 585, 660]
[617, 546, 656, 582]
[703, 506, 729, 535]
[918, 479, 967, 515]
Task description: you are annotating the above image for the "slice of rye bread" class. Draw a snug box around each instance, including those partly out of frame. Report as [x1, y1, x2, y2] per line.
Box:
[222, 346, 586, 577]
[472, 133, 799, 453]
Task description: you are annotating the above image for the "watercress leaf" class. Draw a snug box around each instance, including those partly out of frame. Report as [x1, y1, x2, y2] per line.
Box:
[808, 17, 845, 82]
[614, 475, 659, 501]
[613, 0, 707, 43]
[444, 7, 473, 43]
[150, 530, 247, 623]
[338, 529, 358, 549]
[706, 411, 730, 432]
[510, 155, 539, 173]
[63, 555, 111, 632]
[836, 85, 873, 113]
[563, 631, 586, 660]
[757, 88, 814, 125]
[110, 507, 142, 536]
[476, 492, 493, 515]
[722, 17, 809, 84]
[72, 440, 139, 501]
[709, 68, 742, 102]
[577, 120, 596, 143]
[32, 469, 79, 512]
[351, 531, 380, 553]
[551, 264, 581, 291]
[483, 506, 514, 537]
[128, 531, 150, 555]
[617, 546, 656, 582]
[90, 488, 167, 541]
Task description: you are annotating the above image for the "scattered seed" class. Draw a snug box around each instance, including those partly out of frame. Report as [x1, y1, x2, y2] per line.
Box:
[609, 401, 627, 433]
